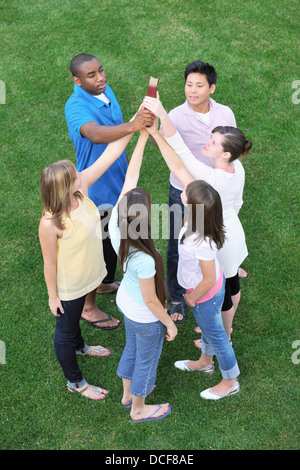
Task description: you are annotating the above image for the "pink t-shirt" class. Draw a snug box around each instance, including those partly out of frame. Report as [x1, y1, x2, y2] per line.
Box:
[186, 266, 223, 303]
[168, 98, 236, 190]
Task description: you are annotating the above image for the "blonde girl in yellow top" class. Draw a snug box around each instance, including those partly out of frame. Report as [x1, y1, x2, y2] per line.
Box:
[38, 109, 153, 401]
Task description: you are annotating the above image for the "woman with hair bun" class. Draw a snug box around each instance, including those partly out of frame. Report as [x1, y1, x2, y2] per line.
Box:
[143, 97, 252, 347]
[143, 98, 252, 399]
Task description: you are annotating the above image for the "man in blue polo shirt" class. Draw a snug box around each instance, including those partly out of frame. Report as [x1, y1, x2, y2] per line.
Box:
[65, 53, 153, 330]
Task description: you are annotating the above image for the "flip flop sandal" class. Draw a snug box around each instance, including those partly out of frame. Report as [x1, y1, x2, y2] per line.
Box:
[109, 281, 121, 294]
[67, 383, 108, 400]
[131, 404, 171, 422]
[76, 345, 111, 356]
[169, 302, 187, 324]
[81, 313, 121, 330]
[97, 281, 121, 294]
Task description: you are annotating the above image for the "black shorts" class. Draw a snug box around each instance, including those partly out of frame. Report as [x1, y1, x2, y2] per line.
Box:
[222, 272, 240, 311]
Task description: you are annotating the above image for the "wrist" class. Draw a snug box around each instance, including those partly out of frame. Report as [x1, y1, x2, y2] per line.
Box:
[159, 110, 168, 120]
[48, 292, 58, 301]
[186, 292, 197, 304]
[127, 120, 136, 133]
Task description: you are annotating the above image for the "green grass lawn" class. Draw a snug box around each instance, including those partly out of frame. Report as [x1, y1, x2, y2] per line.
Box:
[0, 0, 299, 451]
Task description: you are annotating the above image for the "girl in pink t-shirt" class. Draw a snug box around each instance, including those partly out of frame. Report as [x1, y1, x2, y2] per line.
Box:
[175, 180, 240, 399]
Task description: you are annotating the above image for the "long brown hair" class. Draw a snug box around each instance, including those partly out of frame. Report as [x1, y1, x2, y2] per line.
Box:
[117, 187, 168, 307]
[40, 160, 83, 230]
[180, 180, 225, 250]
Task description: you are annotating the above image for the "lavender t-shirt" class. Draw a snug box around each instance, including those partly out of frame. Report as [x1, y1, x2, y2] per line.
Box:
[168, 98, 236, 190]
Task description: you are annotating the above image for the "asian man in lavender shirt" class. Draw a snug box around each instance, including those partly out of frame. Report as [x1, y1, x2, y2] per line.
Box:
[159, 60, 246, 323]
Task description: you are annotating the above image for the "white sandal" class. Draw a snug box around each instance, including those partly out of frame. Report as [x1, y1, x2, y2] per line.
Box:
[174, 360, 214, 374]
[200, 380, 240, 400]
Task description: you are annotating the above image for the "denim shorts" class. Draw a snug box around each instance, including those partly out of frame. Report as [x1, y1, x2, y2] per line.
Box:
[117, 313, 166, 397]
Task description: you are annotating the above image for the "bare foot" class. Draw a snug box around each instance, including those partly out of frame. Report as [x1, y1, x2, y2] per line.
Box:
[238, 267, 247, 278]
[121, 392, 133, 408]
[131, 403, 170, 422]
[121, 384, 156, 407]
[170, 302, 185, 322]
[81, 304, 120, 329]
[186, 359, 212, 370]
[96, 282, 120, 294]
[68, 383, 109, 401]
[170, 312, 183, 322]
[210, 379, 237, 396]
[84, 345, 111, 357]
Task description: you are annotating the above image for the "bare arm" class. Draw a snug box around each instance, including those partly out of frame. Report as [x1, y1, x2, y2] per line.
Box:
[144, 97, 215, 185]
[183, 260, 216, 307]
[38, 216, 64, 316]
[116, 130, 149, 205]
[80, 108, 154, 144]
[139, 277, 178, 341]
[80, 131, 135, 193]
[143, 96, 177, 138]
[145, 118, 194, 188]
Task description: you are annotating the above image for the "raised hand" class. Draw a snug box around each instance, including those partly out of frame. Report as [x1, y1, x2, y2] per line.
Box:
[131, 108, 155, 131]
[143, 96, 168, 120]
[144, 116, 159, 136]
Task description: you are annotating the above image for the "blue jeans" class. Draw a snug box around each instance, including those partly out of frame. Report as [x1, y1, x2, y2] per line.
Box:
[191, 279, 240, 380]
[54, 295, 88, 388]
[117, 313, 166, 397]
[167, 184, 185, 303]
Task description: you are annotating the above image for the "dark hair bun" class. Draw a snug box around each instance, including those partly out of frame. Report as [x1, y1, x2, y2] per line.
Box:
[244, 139, 252, 154]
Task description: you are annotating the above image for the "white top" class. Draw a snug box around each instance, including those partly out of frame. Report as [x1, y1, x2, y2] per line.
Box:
[165, 131, 248, 278]
[177, 224, 220, 289]
[108, 205, 159, 323]
[196, 110, 210, 124]
[94, 93, 110, 104]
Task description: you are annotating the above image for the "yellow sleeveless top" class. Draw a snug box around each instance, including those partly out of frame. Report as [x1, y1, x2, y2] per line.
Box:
[56, 194, 107, 301]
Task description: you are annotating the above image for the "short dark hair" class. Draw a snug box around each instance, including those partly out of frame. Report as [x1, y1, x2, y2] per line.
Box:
[184, 60, 217, 87]
[69, 53, 97, 77]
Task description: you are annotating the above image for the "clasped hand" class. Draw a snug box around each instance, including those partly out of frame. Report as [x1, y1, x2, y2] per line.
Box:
[142, 94, 167, 120]
[132, 107, 155, 131]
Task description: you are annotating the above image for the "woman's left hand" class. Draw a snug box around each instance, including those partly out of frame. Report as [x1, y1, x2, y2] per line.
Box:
[166, 322, 178, 342]
[183, 293, 195, 307]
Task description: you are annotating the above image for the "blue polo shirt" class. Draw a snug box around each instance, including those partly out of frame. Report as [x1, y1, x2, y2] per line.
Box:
[65, 84, 128, 208]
